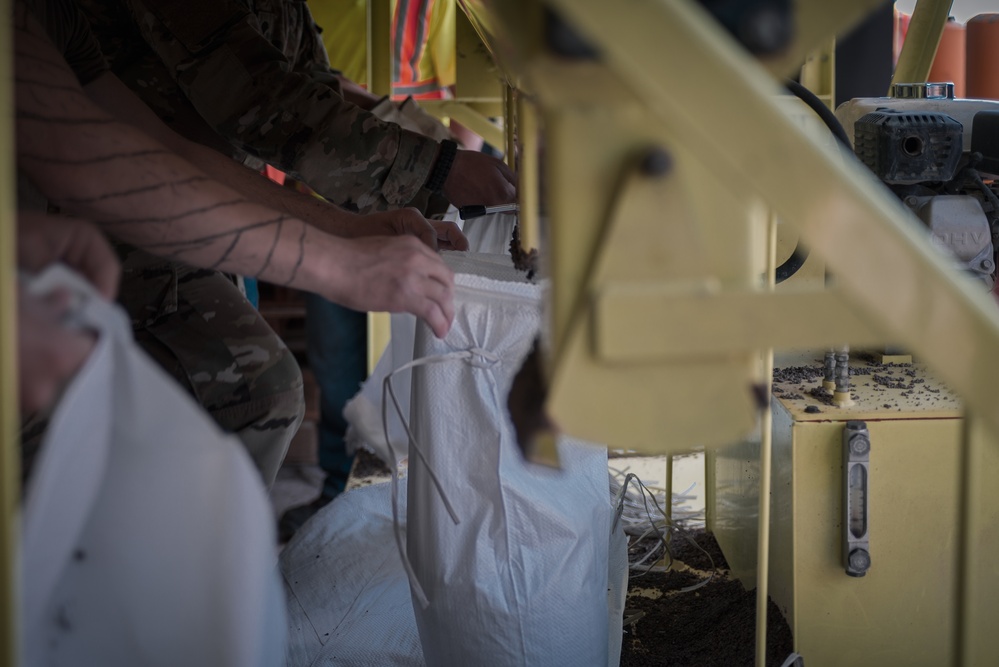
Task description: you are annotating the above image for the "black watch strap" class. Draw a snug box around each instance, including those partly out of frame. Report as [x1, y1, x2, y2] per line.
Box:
[424, 139, 457, 193]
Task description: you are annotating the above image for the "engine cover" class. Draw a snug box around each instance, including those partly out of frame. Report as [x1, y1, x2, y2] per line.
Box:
[854, 110, 963, 184]
[904, 194, 995, 288]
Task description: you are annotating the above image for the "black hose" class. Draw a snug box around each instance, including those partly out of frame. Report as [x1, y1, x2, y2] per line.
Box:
[784, 79, 852, 149]
[771, 80, 852, 283]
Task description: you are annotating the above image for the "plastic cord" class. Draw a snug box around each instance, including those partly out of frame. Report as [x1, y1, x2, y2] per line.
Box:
[381, 347, 499, 608]
[612, 470, 716, 593]
[779, 652, 804, 667]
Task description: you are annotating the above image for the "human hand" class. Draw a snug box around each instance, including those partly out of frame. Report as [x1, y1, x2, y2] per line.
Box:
[325, 235, 456, 338]
[347, 208, 469, 251]
[429, 219, 470, 251]
[17, 285, 96, 415]
[442, 150, 517, 208]
[17, 211, 121, 300]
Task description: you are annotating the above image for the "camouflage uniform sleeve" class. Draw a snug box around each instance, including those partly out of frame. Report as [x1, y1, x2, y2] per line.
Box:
[121, 0, 440, 212]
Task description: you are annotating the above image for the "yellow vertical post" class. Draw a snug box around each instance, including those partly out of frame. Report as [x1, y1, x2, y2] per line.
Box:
[664, 455, 673, 521]
[754, 209, 778, 667]
[955, 414, 999, 666]
[891, 0, 953, 89]
[367, 0, 392, 97]
[504, 84, 517, 169]
[799, 40, 836, 110]
[704, 448, 716, 531]
[0, 0, 21, 663]
[515, 94, 539, 251]
[366, 0, 393, 372]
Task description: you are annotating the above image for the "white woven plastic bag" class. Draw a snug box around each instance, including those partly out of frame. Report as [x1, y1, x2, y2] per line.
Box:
[281, 479, 423, 667]
[343, 254, 518, 466]
[21, 266, 285, 667]
[403, 255, 615, 667]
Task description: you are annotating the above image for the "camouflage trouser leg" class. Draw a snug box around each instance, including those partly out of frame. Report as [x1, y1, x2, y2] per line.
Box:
[118, 249, 304, 488]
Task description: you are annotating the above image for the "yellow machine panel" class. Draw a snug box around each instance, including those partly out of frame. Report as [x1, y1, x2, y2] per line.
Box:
[714, 350, 999, 665]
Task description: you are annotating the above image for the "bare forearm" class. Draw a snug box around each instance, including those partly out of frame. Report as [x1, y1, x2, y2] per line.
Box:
[20, 129, 321, 288]
[78, 72, 361, 237]
[174, 139, 362, 236]
[14, 12, 335, 293]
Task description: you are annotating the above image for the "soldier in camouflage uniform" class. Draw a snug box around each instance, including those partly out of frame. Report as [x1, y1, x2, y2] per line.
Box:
[18, 0, 466, 491]
[73, 0, 514, 510]
[76, 0, 515, 214]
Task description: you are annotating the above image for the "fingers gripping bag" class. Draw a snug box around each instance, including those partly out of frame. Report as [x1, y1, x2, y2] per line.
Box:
[397, 253, 615, 667]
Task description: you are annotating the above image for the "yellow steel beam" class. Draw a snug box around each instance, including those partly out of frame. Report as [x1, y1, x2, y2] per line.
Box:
[1, 0, 20, 662]
[542, 124, 765, 451]
[367, 0, 392, 97]
[504, 84, 516, 169]
[891, 0, 953, 90]
[754, 211, 779, 667]
[418, 100, 505, 149]
[543, 0, 999, 442]
[454, 7, 505, 104]
[593, 286, 885, 360]
[516, 93, 540, 251]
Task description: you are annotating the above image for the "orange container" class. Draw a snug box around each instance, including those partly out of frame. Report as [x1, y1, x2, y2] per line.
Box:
[967, 14, 999, 100]
[929, 18, 966, 98]
[894, 10, 911, 66]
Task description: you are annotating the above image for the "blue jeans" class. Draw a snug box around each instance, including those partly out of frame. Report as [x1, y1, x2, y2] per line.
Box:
[305, 295, 367, 500]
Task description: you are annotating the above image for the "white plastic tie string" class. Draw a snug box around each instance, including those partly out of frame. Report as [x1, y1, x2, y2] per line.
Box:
[381, 347, 500, 608]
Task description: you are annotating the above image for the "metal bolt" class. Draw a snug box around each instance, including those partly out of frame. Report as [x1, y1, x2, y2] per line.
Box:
[848, 548, 871, 574]
[849, 433, 871, 456]
[641, 147, 673, 177]
[981, 259, 994, 271]
[823, 349, 836, 385]
[904, 196, 920, 208]
[835, 349, 851, 394]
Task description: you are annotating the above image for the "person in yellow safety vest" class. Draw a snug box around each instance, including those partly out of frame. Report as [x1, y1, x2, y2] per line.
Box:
[308, 0, 456, 100]
[308, 0, 483, 150]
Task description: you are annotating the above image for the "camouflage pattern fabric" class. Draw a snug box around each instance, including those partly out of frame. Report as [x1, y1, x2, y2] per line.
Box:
[19, 246, 304, 488]
[77, 0, 440, 212]
[115, 245, 305, 487]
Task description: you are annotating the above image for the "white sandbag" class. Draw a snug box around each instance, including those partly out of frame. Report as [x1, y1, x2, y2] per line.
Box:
[404, 257, 615, 667]
[21, 265, 284, 667]
[343, 253, 522, 467]
[282, 478, 626, 667]
[439, 205, 517, 255]
[281, 480, 423, 667]
[607, 523, 628, 667]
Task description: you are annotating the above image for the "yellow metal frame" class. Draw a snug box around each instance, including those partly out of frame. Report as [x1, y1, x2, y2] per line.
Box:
[413, 9, 506, 148]
[461, 0, 998, 664]
[366, 0, 392, 97]
[891, 0, 953, 90]
[799, 41, 835, 110]
[506, 0, 999, 448]
[1, 0, 19, 662]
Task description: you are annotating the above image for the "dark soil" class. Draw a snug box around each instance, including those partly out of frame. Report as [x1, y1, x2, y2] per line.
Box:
[621, 531, 794, 667]
[666, 530, 730, 571]
[509, 223, 539, 280]
[351, 448, 392, 479]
